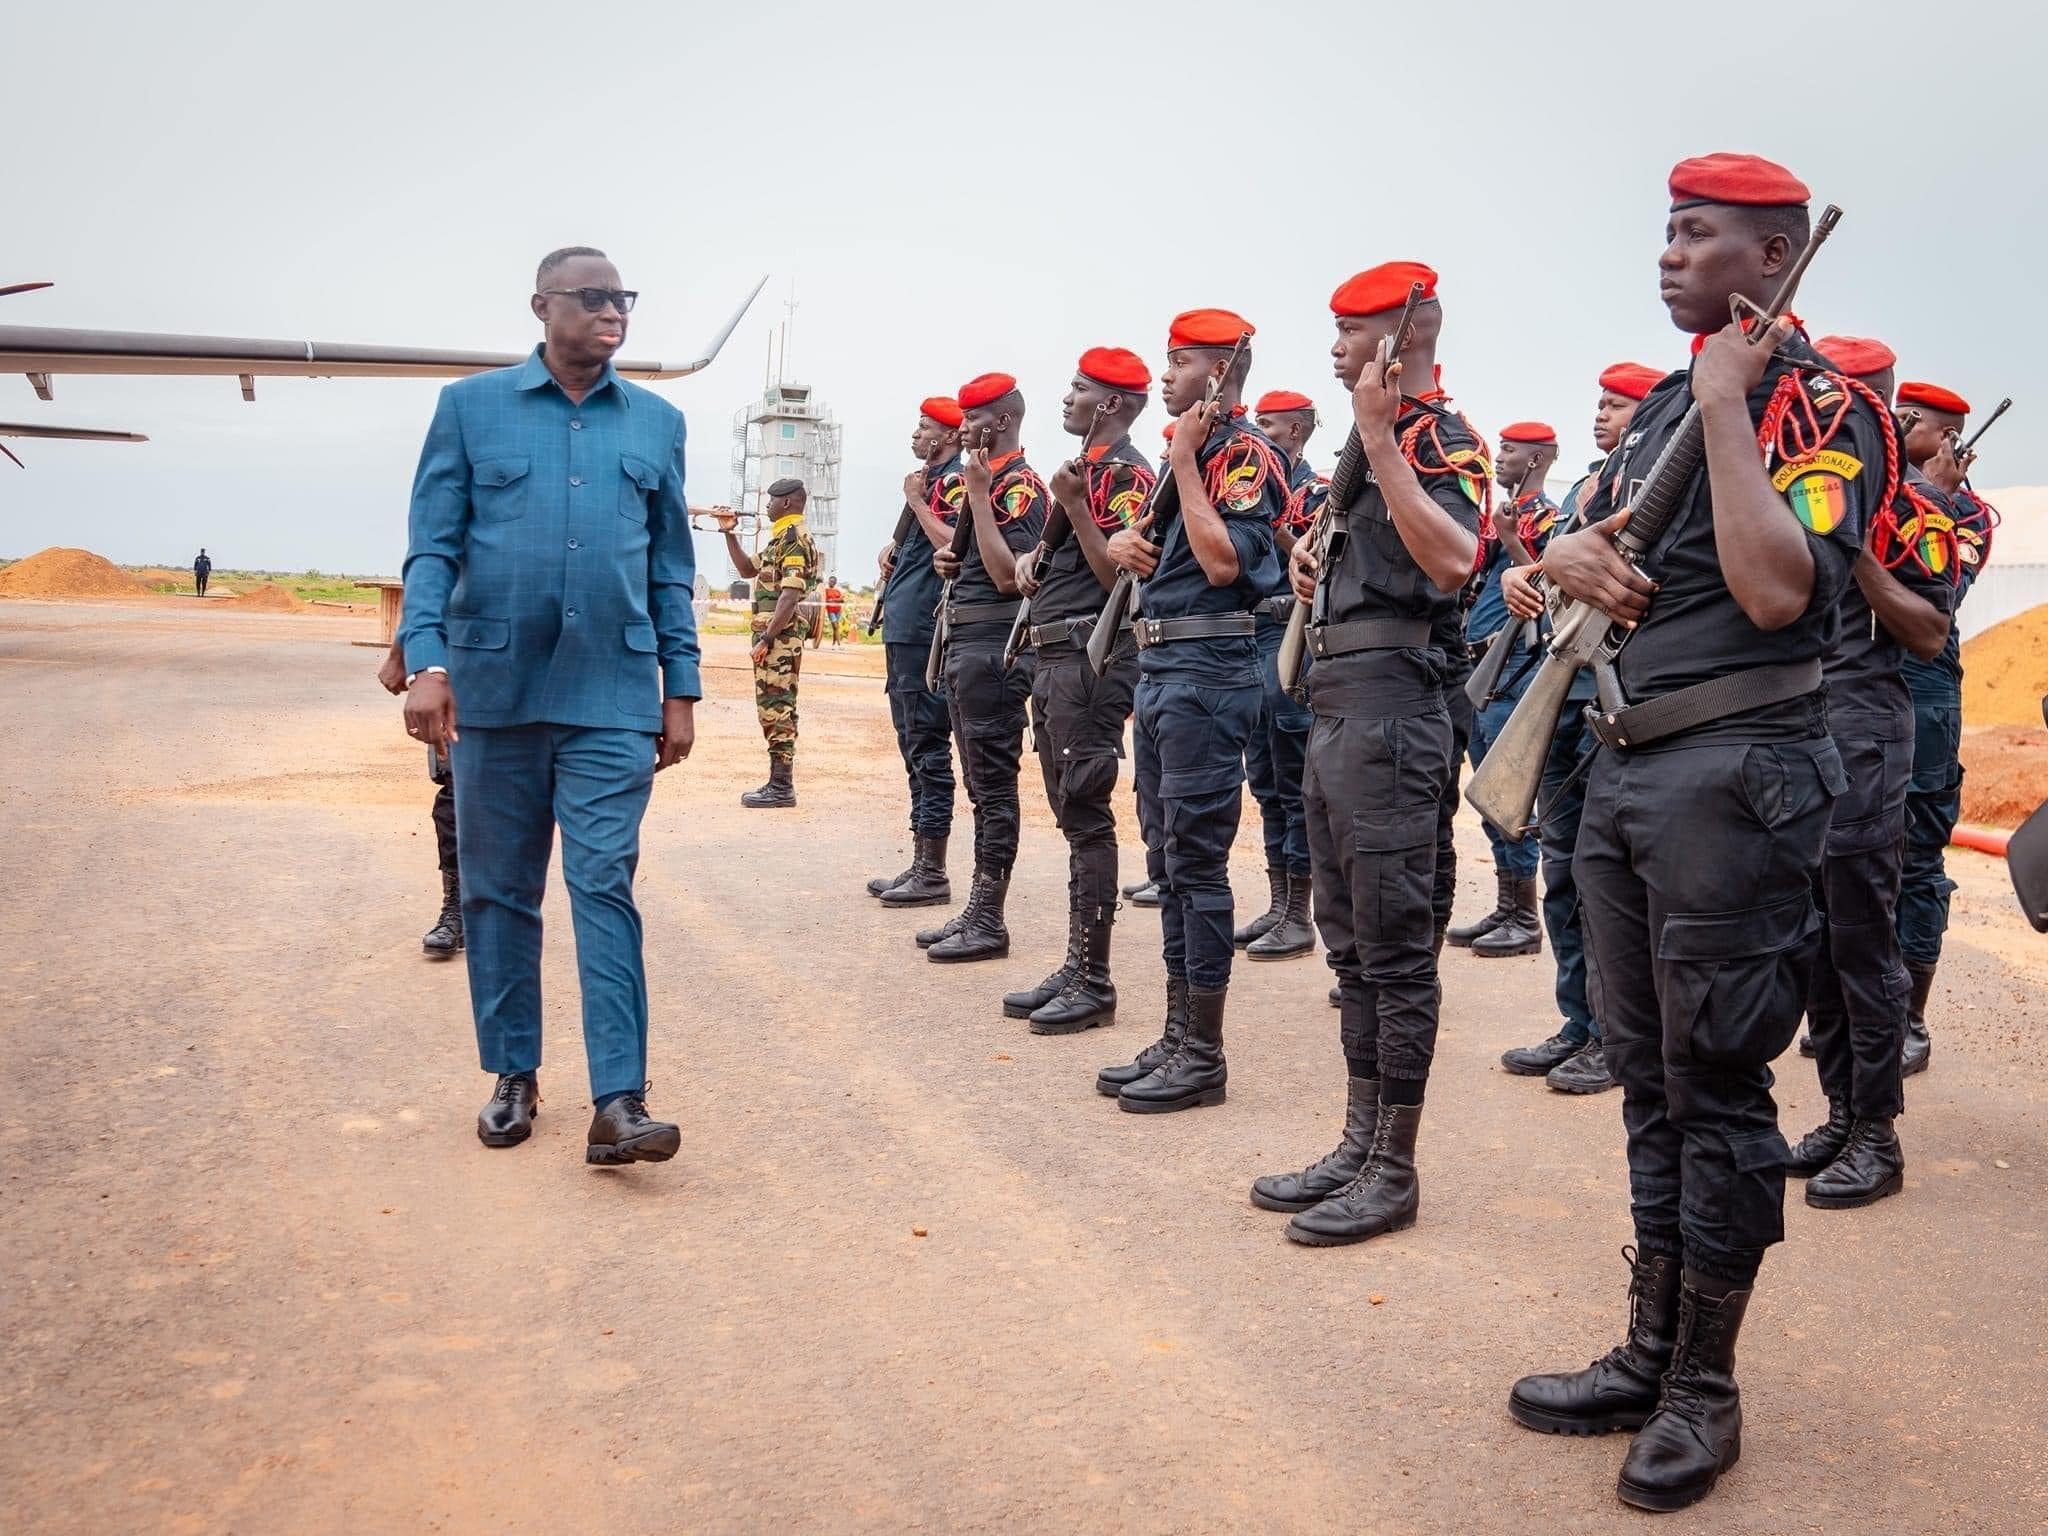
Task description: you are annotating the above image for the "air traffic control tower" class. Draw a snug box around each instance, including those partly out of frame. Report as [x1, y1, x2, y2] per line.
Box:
[730, 382, 843, 579]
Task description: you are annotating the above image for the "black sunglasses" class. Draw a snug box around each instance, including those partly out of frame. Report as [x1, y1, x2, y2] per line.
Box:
[541, 287, 638, 314]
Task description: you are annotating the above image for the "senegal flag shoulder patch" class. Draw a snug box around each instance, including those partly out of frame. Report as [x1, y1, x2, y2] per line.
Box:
[1785, 471, 1849, 534]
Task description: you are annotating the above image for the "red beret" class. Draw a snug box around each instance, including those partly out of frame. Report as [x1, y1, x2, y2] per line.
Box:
[957, 372, 1019, 411]
[1897, 380, 1971, 416]
[1812, 336, 1897, 380]
[919, 395, 963, 428]
[1669, 153, 1809, 209]
[1255, 389, 1315, 415]
[1077, 347, 1150, 391]
[1598, 362, 1663, 402]
[1330, 261, 1438, 317]
[1166, 309, 1253, 351]
[1500, 421, 1557, 445]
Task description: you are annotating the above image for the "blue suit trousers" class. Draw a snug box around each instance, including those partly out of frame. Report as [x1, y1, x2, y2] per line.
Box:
[452, 723, 655, 1101]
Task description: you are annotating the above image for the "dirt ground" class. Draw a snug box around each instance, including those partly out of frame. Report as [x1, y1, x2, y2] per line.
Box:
[3, 597, 2045, 1535]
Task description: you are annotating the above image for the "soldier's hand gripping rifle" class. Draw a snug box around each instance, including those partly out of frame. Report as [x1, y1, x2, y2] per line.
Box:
[1005, 403, 1110, 670]
[868, 501, 918, 637]
[1951, 396, 2012, 475]
[1086, 331, 1251, 677]
[1462, 457, 1546, 710]
[1464, 204, 1843, 840]
[1275, 281, 1427, 693]
[925, 485, 978, 693]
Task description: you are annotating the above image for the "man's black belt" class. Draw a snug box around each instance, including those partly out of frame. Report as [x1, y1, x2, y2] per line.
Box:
[1585, 658, 1824, 750]
[1028, 614, 1131, 649]
[1258, 594, 1296, 621]
[945, 601, 1021, 626]
[1132, 613, 1258, 650]
[1304, 618, 1432, 658]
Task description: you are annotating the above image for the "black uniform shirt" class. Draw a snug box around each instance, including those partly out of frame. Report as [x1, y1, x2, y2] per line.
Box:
[951, 449, 1047, 621]
[1825, 460, 1959, 739]
[1306, 399, 1488, 717]
[1902, 483, 1994, 704]
[1033, 436, 1155, 627]
[1137, 415, 1284, 686]
[885, 453, 963, 649]
[1577, 337, 1886, 743]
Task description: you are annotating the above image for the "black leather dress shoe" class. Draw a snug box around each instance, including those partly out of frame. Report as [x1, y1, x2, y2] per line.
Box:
[586, 1088, 680, 1166]
[1502, 1030, 1581, 1076]
[477, 1073, 538, 1147]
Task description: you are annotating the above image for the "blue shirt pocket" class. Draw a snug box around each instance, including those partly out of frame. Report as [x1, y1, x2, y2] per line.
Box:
[473, 456, 531, 523]
[620, 454, 661, 525]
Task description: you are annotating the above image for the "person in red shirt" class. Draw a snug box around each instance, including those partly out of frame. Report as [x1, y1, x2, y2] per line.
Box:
[823, 576, 846, 647]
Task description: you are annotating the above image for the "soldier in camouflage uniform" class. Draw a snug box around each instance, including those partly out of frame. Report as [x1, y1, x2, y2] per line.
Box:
[722, 477, 819, 807]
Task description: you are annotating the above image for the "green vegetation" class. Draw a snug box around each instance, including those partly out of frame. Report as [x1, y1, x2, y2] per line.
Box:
[133, 566, 392, 606]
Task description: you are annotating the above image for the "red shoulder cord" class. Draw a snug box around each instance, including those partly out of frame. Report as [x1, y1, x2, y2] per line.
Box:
[1088, 456, 1155, 528]
[1755, 368, 1901, 549]
[1954, 485, 2000, 566]
[1203, 428, 1287, 508]
[1398, 408, 1495, 572]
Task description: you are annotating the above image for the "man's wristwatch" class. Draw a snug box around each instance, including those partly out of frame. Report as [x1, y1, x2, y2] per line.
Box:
[404, 665, 448, 687]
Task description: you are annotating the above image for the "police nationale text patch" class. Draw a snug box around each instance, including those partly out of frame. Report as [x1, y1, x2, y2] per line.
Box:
[1770, 449, 1862, 492]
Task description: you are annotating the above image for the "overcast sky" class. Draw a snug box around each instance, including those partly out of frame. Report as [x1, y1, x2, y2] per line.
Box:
[7, 0, 2044, 579]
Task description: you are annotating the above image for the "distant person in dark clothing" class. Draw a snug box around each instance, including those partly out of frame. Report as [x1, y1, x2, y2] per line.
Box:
[193, 549, 212, 596]
[380, 640, 463, 956]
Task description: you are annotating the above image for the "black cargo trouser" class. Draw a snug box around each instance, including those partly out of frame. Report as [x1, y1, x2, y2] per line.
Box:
[1133, 674, 1261, 990]
[1577, 734, 1844, 1284]
[944, 628, 1034, 877]
[1435, 652, 1475, 938]
[885, 642, 957, 838]
[432, 778, 458, 879]
[1305, 704, 1453, 1086]
[1032, 641, 1137, 913]
[1807, 728, 1912, 1120]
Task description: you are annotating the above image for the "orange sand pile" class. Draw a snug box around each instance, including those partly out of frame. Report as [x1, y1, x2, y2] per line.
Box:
[0, 546, 150, 598]
[226, 582, 307, 612]
[1962, 603, 2048, 728]
[1959, 725, 2048, 829]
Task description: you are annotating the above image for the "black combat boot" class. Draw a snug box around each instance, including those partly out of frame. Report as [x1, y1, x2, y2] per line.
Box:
[1097, 976, 1188, 1096]
[1784, 1097, 1853, 1177]
[928, 871, 1009, 963]
[1284, 1096, 1422, 1245]
[740, 756, 796, 809]
[1901, 961, 1935, 1076]
[1118, 985, 1227, 1112]
[881, 834, 951, 909]
[1615, 1273, 1752, 1512]
[1128, 879, 1162, 908]
[585, 1084, 681, 1166]
[1030, 904, 1117, 1035]
[1233, 867, 1288, 947]
[1502, 1028, 1581, 1076]
[1805, 1117, 1905, 1208]
[915, 868, 982, 948]
[423, 871, 463, 958]
[1120, 877, 1151, 898]
[867, 847, 914, 898]
[1546, 1040, 1617, 1094]
[1249, 1075, 1378, 1211]
[1448, 864, 1514, 948]
[1005, 904, 1083, 1019]
[1327, 984, 1341, 1008]
[477, 1072, 538, 1147]
[1509, 1246, 1682, 1435]
[1247, 872, 1315, 960]
[1471, 874, 1542, 957]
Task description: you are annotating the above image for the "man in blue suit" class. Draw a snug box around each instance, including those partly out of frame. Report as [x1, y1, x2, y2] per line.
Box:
[401, 246, 701, 1166]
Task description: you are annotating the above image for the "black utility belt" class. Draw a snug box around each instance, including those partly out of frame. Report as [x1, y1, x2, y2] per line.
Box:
[1305, 618, 1432, 658]
[1132, 614, 1257, 650]
[1585, 658, 1823, 751]
[945, 601, 1021, 626]
[1029, 615, 1130, 649]
[1258, 594, 1296, 621]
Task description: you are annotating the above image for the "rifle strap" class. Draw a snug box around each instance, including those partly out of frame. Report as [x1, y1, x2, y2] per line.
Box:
[1585, 658, 1821, 750]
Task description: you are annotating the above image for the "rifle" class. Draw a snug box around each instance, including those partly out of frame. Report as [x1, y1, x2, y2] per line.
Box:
[1004, 404, 1112, 670]
[924, 474, 978, 693]
[1275, 281, 1427, 692]
[1465, 204, 1843, 840]
[1951, 396, 2012, 472]
[867, 501, 918, 636]
[1462, 457, 1547, 710]
[1087, 331, 1251, 677]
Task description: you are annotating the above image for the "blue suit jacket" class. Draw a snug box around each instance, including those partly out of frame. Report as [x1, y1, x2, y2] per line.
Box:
[399, 347, 701, 732]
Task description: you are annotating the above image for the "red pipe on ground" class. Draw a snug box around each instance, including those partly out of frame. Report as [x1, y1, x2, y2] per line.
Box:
[1951, 825, 2012, 858]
